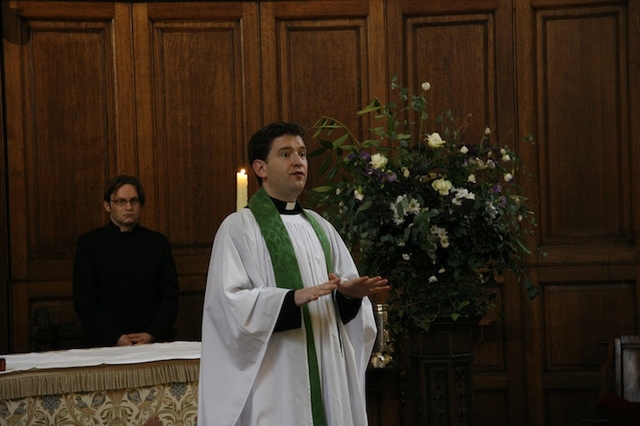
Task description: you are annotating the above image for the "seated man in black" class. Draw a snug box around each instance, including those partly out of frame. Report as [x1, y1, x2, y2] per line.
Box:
[73, 175, 179, 347]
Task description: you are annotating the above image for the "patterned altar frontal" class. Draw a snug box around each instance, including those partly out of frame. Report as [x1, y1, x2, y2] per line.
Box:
[0, 342, 200, 425]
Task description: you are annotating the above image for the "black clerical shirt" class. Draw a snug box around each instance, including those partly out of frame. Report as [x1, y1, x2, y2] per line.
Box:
[72, 221, 179, 347]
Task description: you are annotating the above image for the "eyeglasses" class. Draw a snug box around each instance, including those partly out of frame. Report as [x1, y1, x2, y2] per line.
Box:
[110, 197, 141, 207]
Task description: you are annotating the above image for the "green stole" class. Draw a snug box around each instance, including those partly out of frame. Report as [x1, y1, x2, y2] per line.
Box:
[248, 188, 331, 426]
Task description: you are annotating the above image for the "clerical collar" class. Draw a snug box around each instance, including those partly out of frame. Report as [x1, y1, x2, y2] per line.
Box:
[269, 196, 303, 215]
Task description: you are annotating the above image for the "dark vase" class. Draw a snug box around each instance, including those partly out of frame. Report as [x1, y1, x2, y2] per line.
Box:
[398, 318, 482, 426]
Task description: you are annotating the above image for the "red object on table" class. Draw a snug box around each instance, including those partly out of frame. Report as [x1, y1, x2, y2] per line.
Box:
[0, 358, 5, 371]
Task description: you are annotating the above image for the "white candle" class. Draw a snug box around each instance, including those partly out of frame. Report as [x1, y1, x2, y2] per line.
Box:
[236, 169, 248, 211]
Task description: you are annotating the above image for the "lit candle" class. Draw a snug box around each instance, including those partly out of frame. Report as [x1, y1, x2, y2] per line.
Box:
[236, 169, 248, 211]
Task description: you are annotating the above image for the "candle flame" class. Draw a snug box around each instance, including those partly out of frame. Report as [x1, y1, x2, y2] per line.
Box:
[239, 169, 246, 174]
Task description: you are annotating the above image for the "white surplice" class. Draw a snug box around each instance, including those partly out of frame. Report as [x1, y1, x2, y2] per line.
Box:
[198, 208, 376, 426]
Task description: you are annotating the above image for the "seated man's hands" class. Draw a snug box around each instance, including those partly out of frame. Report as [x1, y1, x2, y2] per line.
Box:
[117, 332, 155, 346]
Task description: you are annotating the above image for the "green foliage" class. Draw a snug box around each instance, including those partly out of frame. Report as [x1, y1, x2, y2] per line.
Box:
[309, 78, 538, 336]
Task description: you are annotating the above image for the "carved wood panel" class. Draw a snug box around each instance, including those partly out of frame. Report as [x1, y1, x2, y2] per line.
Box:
[2, 1, 137, 352]
[132, 2, 261, 271]
[2, 1, 263, 351]
[0, 8, 8, 354]
[386, 0, 524, 424]
[259, 0, 386, 195]
[517, 0, 640, 424]
[537, 5, 632, 251]
[3, 2, 134, 281]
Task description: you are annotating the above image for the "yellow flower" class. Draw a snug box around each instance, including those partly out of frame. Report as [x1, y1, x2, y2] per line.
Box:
[431, 178, 452, 195]
[370, 153, 388, 169]
[427, 132, 446, 149]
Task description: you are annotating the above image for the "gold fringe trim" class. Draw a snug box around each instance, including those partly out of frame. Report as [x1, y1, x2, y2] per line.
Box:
[0, 359, 199, 400]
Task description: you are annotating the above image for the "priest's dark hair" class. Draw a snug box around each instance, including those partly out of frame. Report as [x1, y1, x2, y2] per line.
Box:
[248, 122, 305, 186]
[103, 175, 146, 206]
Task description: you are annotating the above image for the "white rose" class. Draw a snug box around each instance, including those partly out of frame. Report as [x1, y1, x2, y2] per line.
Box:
[504, 173, 514, 182]
[421, 82, 431, 91]
[431, 178, 452, 195]
[502, 154, 511, 162]
[354, 189, 364, 201]
[370, 153, 388, 169]
[485, 127, 491, 135]
[427, 133, 446, 149]
[460, 145, 469, 154]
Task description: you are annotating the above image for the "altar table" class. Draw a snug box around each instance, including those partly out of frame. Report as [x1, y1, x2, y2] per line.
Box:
[0, 341, 200, 425]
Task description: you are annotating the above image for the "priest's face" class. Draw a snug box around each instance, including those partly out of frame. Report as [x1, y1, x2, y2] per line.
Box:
[103, 184, 141, 232]
[255, 134, 308, 202]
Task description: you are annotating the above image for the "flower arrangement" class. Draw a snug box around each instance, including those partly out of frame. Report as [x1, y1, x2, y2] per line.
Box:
[309, 77, 537, 336]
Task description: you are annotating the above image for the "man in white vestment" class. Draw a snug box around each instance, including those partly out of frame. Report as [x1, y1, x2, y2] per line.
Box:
[198, 122, 389, 426]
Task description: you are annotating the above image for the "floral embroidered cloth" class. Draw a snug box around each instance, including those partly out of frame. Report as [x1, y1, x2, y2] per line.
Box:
[0, 342, 201, 425]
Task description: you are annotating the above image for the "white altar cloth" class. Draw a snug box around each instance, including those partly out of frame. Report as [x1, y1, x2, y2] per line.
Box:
[0, 340, 201, 374]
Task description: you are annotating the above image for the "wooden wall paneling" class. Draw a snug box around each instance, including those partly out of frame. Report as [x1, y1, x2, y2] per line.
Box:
[545, 281, 634, 371]
[112, 3, 138, 176]
[366, 369, 402, 426]
[474, 391, 509, 426]
[538, 3, 635, 424]
[259, 0, 387, 196]
[388, 0, 516, 158]
[10, 280, 75, 353]
[536, 4, 632, 258]
[632, 6, 640, 398]
[3, 1, 136, 352]
[387, 0, 523, 424]
[515, 0, 544, 423]
[518, 0, 640, 424]
[131, 2, 262, 340]
[0, 5, 8, 352]
[174, 275, 208, 342]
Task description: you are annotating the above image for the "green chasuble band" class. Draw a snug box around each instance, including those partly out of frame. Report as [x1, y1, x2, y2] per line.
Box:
[248, 188, 332, 426]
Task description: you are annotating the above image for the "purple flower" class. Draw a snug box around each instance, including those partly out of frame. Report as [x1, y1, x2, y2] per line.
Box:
[379, 171, 398, 183]
[490, 184, 502, 194]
